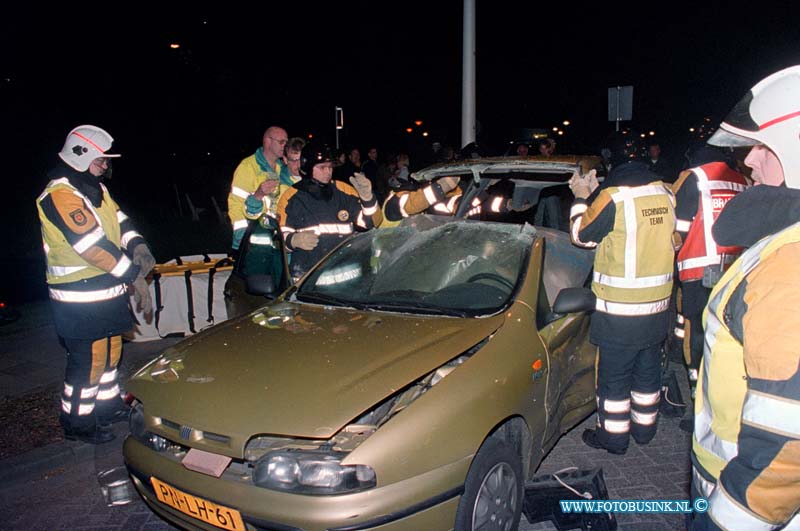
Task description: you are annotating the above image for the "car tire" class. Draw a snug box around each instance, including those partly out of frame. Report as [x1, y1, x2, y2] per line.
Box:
[454, 436, 523, 531]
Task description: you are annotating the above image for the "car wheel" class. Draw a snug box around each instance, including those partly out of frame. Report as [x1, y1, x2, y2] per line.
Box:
[454, 436, 523, 531]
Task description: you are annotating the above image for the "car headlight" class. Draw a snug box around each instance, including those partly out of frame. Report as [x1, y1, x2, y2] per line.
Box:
[253, 450, 376, 494]
[128, 399, 171, 453]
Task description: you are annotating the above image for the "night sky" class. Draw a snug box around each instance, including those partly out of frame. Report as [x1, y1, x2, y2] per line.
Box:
[5, 2, 799, 168]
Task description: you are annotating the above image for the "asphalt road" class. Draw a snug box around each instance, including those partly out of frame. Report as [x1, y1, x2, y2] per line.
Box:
[0, 304, 693, 530]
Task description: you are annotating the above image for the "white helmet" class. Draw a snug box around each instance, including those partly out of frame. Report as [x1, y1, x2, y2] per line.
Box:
[708, 65, 800, 189]
[58, 125, 121, 172]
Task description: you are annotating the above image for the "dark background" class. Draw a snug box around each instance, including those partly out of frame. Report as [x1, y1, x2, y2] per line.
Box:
[2, 1, 799, 303]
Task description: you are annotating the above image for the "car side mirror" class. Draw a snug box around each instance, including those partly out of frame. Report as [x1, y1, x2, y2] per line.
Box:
[552, 287, 596, 315]
[245, 274, 277, 297]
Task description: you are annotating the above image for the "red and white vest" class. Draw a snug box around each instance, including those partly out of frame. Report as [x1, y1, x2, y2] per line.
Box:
[676, 162, 748, 282]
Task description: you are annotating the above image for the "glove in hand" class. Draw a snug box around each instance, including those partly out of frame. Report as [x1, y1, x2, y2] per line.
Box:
[132, 244, 156, 278]
[349, 173, 374, 201]
[439, 176, 460, 193]
[292, 231, 319, 251]
[132, 277, 154, 323]
[568, 169, 599, 200]
[254, 179, 279, 199]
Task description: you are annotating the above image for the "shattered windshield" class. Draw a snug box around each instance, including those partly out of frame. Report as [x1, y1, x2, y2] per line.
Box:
[295, 217, 534, 316]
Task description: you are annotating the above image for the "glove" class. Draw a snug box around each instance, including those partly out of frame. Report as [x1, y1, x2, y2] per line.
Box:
[439, 176, 460, 193]
[568, 169, 599, 200]
[349, 173, 374, 202]
[291, 231, 319, 251]
[132, 244, 156, 279]
[132, 276, 154, 322]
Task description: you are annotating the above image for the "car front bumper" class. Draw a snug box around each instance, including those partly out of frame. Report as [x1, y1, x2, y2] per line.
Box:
[124, 436, 469, 531]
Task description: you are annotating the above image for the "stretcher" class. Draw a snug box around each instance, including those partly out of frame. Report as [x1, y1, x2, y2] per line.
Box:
[125, 254, 233, 342]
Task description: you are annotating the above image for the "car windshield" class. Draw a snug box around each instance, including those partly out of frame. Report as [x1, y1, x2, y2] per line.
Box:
[294, 217, 535, 316]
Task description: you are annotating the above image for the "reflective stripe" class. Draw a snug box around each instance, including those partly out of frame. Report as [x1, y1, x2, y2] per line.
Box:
[467, 206, 481, 217]
[99, 369, 118, 384]
[471, 197, 481, 207]
[73, 226, 105, 253]
[97, 384, 121, 401]
[490, 196, 504, 213]
[303, 224, 353, 235]
[49, 284, 127, 302]
[232, 219, 249, 231]
[570, 203, 588, 219]
[677, 314, 685, 324]
[631, 390, 660, 406]
[676, 219, 692, 232]
[631, 410, 658, 425]
[422, 185, 437, 205]
[433, 203, 452, 214]
[603, 398, 630, 413]
[116, 211, 129, 223]
[81, 386, 99, 399]
[674, 327, 685, 338]
[695, 404, 740, 462]
[687, 369, 698, 382]
[48, 265, 87, 277]
[398, 194, 412, 217]
[593, 271, 672, 289]
[604, 419, 630, 433]
[316, 265, 363, 286]
[570, 206, 597, 248]
[109, 255, 133, 278]
[678, 255, 720, 271]
[281, 226, 296, 234]
[63, 383, 74, 398]
[61, 399, 95, 416]
[43, 242, 50, 255]
[362, 203, 378, 215]
[120, 230, 142, 248]
[692, 467, 716, 499]
[742, 390, 800, 438]
[708, 484, 780, 531]
[446, 196, 459, 211]
[595, 297, 669, 316]
[231, 186, 250, 200]
[249, 235, 274, 246]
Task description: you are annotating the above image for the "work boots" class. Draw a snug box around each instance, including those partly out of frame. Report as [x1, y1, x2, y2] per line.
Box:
[64, 425, 116, 445]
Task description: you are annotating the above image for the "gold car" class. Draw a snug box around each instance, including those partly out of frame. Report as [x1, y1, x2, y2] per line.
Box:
[124, 215, 597, 531]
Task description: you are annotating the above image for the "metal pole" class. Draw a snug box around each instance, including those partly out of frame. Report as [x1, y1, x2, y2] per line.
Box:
[461, 0, 476, 148]
[615, 86, 621, 132]
[335, 107, 340, 150]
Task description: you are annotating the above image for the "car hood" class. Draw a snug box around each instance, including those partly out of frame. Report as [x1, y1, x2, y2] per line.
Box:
[128, 302, 505, 442]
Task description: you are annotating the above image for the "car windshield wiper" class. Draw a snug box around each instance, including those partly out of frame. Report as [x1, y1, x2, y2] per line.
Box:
[363, 300, 468, 317]
[295, 291, 366, 310]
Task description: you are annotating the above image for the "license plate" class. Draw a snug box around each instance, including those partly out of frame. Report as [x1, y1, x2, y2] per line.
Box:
[151, 477, 245, 531]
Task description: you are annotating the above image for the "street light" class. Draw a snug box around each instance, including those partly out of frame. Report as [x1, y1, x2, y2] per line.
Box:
[406, 128, 413, 133]
[563, 120, 570, 126]
[422, 132, 429, 137]
[414, 120, 423, 126]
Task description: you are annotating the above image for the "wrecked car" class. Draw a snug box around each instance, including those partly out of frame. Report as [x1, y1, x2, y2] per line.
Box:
[124, 215, 597, 531]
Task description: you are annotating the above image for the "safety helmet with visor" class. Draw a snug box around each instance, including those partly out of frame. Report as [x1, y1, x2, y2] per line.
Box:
[300, 145, 335, 178]
[58, 125, 121, 172]
[708, 65, 800, 188]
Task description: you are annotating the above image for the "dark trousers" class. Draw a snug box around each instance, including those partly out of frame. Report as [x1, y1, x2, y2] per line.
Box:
[595, 343, 662, 452]
[60, 335, 123, 431]
[680, 281, 711, 372]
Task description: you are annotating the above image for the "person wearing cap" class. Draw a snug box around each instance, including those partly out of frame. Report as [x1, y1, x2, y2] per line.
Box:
[277, 145, 382, 281]
[689, 66, 800, 531]
[36, 125, 155, 445]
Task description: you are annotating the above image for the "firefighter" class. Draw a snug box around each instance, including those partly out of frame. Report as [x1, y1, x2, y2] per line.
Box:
[690, 66, 800, 531]
[569, 133, 676, 455]
[671, 145, 747, 416]
[382, 175, 521, 228]
[36, 125, 155, 444]
[277, 145, 383, 281]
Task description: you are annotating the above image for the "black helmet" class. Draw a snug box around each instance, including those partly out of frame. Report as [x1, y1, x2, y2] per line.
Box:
[607, 132, 644, 167]
[300, 144, 335, 177]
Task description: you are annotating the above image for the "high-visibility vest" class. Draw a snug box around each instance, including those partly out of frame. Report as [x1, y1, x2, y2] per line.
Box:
[37, 178, 124, 289]
[592, 183, 676, 316]
[693, 221, 800, 530]
[227, 154, 292, 233]
[677, 163, 748, 281]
